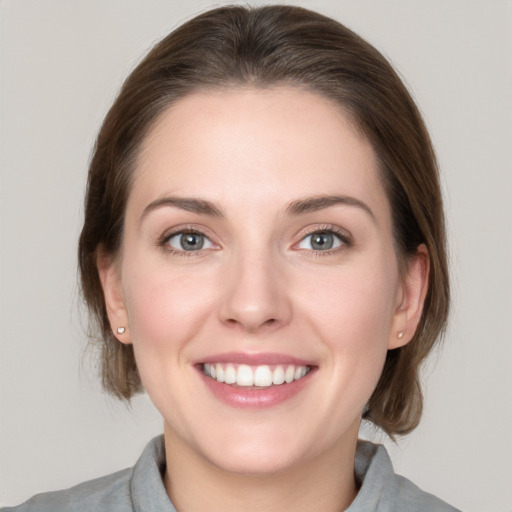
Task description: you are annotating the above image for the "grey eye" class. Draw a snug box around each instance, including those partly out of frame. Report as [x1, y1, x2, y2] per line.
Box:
[167, 232, 213, 251]
[298, 231, 343, 251]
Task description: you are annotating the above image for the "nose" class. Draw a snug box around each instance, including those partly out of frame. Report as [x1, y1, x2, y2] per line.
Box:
[218, 250, 292, 334]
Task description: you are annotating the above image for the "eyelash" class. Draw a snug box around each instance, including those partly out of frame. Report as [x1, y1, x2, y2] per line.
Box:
[158, 227, 217, 258]
[157, 224, 353, 257]
[295, 225, 353, 257]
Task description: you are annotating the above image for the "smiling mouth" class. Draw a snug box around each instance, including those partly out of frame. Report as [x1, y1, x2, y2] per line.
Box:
[202, 363, 312, 388]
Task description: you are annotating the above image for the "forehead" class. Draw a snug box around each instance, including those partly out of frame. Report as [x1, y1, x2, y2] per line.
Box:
[130, 87, 390, 223]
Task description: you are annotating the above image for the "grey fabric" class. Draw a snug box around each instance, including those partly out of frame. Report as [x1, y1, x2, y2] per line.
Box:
[2, 436, 460, 511]
[348, 441, 460, 511]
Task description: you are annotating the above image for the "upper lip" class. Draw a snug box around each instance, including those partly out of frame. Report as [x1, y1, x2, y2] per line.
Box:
[195, 352, 316, 367]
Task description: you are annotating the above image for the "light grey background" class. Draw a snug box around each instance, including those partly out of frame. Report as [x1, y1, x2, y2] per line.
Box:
[1, 1, 511, 510]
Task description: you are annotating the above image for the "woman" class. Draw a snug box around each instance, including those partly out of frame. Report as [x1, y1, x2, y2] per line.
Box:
[3, 5, 460, 511]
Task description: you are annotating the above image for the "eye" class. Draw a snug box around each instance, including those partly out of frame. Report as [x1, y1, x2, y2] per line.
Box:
[165, 231, 215, 252]
[297, 230, 345, 251]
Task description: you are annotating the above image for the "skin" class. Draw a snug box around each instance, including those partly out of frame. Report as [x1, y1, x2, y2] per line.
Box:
[99, 87, 429, 512]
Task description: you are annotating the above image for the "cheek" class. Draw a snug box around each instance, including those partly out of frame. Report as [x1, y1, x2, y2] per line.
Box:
[301, 262, 397, 340]
[121, 259, 217, 352]
[296, 255, 399, 390]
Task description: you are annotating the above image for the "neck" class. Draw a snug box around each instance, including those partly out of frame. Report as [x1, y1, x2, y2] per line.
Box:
[163, 423, 359, 512]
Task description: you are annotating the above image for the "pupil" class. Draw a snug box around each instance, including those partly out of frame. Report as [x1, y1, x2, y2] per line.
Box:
[181, 233, 204, 250]
[311, 232, 333, 250]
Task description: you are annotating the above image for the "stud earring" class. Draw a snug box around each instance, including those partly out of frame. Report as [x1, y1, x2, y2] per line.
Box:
[117, 327, 126, 334]
[397, 331, 404, 339]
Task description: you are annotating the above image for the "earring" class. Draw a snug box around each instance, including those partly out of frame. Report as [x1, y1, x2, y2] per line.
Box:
[397, 331, 404, 339]
[117, 327, 126, 334]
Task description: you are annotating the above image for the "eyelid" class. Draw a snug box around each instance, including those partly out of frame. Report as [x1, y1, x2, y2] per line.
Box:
[157, 224, 221, 254]
[156, 223, 352, 256]
[292, 224, 353, 251]
[167, 231, 215, 251]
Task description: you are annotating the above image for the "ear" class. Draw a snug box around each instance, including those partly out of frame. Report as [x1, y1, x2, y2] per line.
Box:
[388, 244, 430, 349]
[96, 248, 132, 345]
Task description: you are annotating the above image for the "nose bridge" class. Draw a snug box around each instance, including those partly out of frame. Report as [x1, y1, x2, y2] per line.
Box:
[219, 241, 291, 332]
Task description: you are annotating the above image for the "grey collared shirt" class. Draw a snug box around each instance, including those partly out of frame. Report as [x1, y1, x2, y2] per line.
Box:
[2, 436, 461, 511]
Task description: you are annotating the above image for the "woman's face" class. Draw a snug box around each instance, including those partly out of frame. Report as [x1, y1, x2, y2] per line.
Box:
[101, 87, 426, 474]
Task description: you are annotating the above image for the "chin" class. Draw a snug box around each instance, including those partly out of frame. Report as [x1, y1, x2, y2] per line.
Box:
[205, 442, 303, 476]
[194, 421, 328, 476]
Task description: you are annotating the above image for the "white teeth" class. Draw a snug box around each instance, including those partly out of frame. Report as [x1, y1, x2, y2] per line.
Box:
[224, 364, 236, 384]
[253, 365, 273, 387]
[203, 363, 310, 387]
[236, 365, 254, 387]
[272, 365, 285, 385]
[215, 363, 224, 383]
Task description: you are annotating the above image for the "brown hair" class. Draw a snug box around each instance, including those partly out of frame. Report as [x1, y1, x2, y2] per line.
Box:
[79, 5, 449, 437]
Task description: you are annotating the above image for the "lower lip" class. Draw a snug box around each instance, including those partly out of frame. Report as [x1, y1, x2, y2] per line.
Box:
[198, 369, 314, 409]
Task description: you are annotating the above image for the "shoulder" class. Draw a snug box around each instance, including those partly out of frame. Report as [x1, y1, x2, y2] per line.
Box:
[350, 440, 462, 512]
[385, 472, 461, 512]
[1, 468, 133, 512]
[2, 436, 170, 512]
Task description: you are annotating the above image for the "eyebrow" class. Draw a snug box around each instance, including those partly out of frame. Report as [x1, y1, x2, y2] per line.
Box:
[140, 197, 224, 222]
[286, 195, 376, 222]
[140, 194, 375, 222]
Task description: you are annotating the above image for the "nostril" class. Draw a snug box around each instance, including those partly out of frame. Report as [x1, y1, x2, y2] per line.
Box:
[223, 316, 279, 332]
